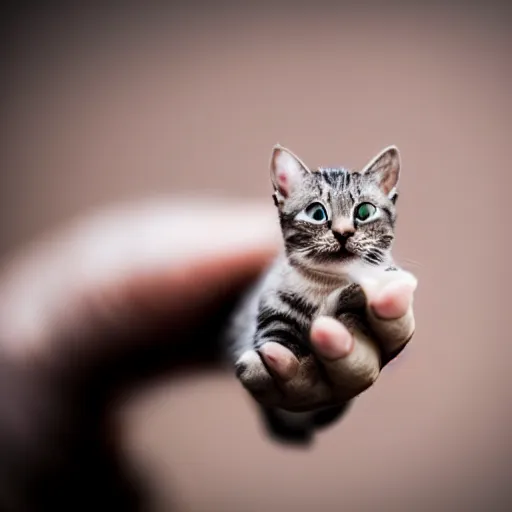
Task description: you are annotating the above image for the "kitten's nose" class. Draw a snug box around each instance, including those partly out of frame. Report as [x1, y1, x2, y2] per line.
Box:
[332, 219, 355, 245]
[332, 229, 354, 245]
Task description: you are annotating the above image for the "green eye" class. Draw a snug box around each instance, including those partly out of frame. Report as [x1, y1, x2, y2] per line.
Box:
[305, 202, 328, 223]
[355, 202, 377, 221]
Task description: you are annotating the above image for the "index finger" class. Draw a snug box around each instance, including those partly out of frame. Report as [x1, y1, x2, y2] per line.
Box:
[366, 278, 417, 365]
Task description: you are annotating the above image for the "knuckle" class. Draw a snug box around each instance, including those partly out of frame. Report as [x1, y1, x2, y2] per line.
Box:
[352, 361, 380, 393]
[367, 365, 380, 385]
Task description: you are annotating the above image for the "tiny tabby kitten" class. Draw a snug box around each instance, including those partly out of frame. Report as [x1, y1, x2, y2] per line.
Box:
[225, 144, 415, 444]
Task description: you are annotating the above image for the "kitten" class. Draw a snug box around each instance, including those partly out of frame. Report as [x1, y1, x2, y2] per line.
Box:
[225, 144, 415, 444]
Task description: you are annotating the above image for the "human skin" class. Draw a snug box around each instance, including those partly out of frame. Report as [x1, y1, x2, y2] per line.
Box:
[0, 199, 416, 510]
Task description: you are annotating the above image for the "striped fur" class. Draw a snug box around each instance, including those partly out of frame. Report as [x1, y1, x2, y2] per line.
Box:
[224, 145, 404, 443]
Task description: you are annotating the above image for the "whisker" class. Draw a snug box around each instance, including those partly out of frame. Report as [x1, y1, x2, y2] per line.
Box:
[394, 256, 423, 270]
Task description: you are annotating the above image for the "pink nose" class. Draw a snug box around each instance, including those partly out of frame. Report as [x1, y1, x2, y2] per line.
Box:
[332, 219, 355, 238]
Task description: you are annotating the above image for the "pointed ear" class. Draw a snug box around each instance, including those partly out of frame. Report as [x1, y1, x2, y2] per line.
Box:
[270, 144, 311, 201]
[361, 145, 401, 199]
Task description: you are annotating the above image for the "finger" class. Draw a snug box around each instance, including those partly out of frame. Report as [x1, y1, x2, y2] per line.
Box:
[366, 278, 417, 358]
[311, 316, 380, 402]
[260, 343, 331, 412]
[310, 316, 354, 360]
[235, 350, 283, 407]
[258, 342, 299, 381]
[0, 199, 279, 362]
[239, 344, 331, 412]
[372, 280, 414, 319]
[278, 354, 332, 412]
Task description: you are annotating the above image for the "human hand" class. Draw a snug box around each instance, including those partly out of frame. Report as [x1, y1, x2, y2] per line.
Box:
[235, 268, 417, 414]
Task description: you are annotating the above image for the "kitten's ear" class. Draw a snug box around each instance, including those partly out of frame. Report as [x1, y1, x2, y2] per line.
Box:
[361, 145, 401, 199]
[270, 144, 311, 202]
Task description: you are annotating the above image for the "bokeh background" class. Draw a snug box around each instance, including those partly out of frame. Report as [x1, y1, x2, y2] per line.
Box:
[1, 1, 510, 511]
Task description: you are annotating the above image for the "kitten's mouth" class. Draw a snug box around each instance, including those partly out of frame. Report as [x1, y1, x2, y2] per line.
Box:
[333, 246, 355, 259]
[310, 247, 356, 265]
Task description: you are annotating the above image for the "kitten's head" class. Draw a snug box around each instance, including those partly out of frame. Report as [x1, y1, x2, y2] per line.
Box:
[270, 144, 400, 274]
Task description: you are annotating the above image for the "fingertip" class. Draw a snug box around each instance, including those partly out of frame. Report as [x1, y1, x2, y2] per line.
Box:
[259, 342, 299, 381]
[371, 281, 415, 320]
[310, 316, 354, 360]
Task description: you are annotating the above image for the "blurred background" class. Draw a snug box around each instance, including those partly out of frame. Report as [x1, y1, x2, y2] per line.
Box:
[0, 1, 510, 511]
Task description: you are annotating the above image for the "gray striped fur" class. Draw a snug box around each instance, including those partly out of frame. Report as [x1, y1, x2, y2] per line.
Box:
[223, 144, 405, 443]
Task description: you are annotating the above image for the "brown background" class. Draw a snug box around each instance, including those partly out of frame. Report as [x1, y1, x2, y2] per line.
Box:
[1, 2, 510, 511]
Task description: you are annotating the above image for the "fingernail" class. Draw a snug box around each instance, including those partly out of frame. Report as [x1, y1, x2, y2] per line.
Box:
[259, 342, 299, 380]
[372, 281, 415, 319]
[311, 317, 353, 360]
